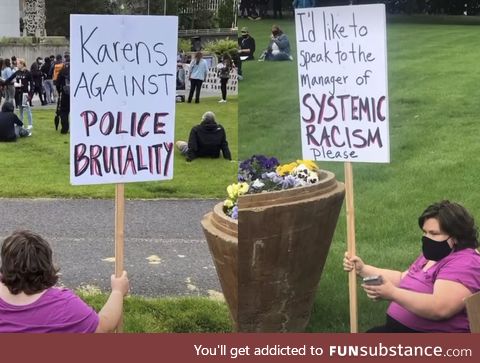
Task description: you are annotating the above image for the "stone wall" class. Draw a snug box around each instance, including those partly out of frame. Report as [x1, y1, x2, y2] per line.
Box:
[0, 37, 68, 66]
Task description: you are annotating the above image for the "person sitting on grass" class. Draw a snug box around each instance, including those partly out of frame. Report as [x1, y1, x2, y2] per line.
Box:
[176, 111, 232, 162]
[259, 25, 293, 62]
[343, 200, 480, 332]
[0, 230, 129, 333]
[0, 101, 30, 141]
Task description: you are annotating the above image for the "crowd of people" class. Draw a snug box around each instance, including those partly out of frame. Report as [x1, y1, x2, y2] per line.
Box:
[0, 52, 71, 141]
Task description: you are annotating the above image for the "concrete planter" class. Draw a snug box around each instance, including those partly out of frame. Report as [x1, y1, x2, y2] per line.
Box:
[201, 170, 345, 332]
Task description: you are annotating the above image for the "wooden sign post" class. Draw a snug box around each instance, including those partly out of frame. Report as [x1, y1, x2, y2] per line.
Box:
[344, 162, 357, 332]
[70, 14, 179, 332]
[295, 4, 390, 332]
[115, 183, 125, 332]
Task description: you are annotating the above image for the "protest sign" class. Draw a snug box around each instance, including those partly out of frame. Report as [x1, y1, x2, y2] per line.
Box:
[70, 15, 178, 185]
[295, 4, 389, 163]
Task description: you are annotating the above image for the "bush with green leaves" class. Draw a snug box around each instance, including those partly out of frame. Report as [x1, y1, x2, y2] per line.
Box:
[178, 38, 191, 53]
[217, 0, 235, 28]
[204, 39, 238, 59]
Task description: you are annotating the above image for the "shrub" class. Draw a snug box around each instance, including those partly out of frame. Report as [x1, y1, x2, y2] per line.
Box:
[204, 38, 238, 59]
[217, 0, 234, 28]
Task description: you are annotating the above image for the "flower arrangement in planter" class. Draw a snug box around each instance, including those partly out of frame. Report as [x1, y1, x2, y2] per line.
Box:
[202, 154, 345, 332]
[223, 155, 322, 219]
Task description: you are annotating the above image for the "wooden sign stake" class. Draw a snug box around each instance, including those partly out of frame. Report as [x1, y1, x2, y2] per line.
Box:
[344, 162, 358, 333]
[115, 183, 125, 333]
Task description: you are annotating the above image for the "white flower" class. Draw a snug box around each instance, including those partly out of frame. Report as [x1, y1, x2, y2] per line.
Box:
[307, 171, 319, 184]
[251, 179, 265, 189]
[292, 164, 309, 181]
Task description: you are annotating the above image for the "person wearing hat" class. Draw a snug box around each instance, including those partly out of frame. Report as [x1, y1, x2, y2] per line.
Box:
[175, 111, 232, 162]
[238, 27, 256, 61]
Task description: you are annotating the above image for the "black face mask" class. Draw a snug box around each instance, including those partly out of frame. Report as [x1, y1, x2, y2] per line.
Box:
[422, 236, 453, 261]
[242, 34, 248, 38]
[272, 31, 279, 36]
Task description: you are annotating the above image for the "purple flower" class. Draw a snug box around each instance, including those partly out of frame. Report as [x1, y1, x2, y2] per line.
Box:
[281, 175, 297, 189]
[262, 172, 283, 185]
[231, 206, 238, 219]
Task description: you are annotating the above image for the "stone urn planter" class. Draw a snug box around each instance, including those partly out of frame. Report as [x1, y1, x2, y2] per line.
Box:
[201, 170, 345, 332]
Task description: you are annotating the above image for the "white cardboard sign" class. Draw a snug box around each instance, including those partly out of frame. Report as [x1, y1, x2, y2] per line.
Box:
[295, 4, 389, 163]
[70, 15, 178, 185]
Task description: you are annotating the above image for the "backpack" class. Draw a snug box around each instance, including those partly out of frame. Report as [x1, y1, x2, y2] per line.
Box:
[53, 63, 64, 82]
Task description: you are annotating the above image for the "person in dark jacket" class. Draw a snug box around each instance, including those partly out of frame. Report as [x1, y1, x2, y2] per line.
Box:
[55, 61, 70, 134]
[176, 111, 232, 162]
[0, 101, 30, 141]
[238, 27, 256, 60]
[12, 59, 34, 128]
[41, 57, 55, 104]
[30, 58, 47, 105]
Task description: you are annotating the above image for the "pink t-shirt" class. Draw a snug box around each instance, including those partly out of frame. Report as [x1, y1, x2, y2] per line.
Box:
[0, 287, 99, 333]
[387, 248, 480, 332]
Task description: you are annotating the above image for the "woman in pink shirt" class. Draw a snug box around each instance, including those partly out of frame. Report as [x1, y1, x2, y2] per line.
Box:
[0, 230, 129, 333]
[344, 200, 480, 332]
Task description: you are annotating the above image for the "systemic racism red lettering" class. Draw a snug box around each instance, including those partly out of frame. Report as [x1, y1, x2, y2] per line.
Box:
[305, 124, 383, 149]
[302, 93, 386, 124]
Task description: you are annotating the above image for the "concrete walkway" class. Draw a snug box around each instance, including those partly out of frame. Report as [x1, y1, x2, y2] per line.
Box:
[0, 198, 223, 298]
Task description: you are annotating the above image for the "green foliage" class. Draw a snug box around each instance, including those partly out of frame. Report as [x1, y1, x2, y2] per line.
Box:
[79, 293, 232, 332]
[204, 39, 238, 59]
[217, 0, 235, 28]
[238, 18, 480, 332]
[179, 9, 216, 30]
[46, 0, 110, 36]
[178, 38, 191, 53]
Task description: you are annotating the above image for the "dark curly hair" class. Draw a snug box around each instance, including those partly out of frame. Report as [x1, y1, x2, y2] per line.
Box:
[0, 230, 59, 295]
[418, 200, 479, 251]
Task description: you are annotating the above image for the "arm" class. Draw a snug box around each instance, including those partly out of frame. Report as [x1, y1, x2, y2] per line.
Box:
[95, 271, 129, 333]
[343, 252, 406, 287]
[186, 127, 198, 161]
[220, 128, 232, 160]
[274, 35, 290, 51]
[364, 279, 472, 320]
[13, 114, 24, 128]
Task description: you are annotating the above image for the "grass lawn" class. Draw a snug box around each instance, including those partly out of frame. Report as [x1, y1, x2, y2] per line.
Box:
[79, 292, 232, 333]
[0, 96, 237, 199]
[238, 16, 480, 332]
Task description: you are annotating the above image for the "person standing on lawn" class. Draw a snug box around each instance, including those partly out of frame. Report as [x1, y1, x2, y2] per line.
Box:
[12, 59, 34, 129]
[217, 53, 234, 103]
[187, 51, 209, 104]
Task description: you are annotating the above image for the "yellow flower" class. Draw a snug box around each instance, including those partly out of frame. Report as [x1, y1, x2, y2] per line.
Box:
[296, 159, 319, 171]
[238, 182, 249, 195]
[227, 182, 249, 200]
[224, 199, 234, 208]
[276, 162, 298, 176]
[226, 183, 239, 200]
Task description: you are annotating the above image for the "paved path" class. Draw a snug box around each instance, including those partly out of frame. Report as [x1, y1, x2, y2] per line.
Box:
[0, 198, 223, 298]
